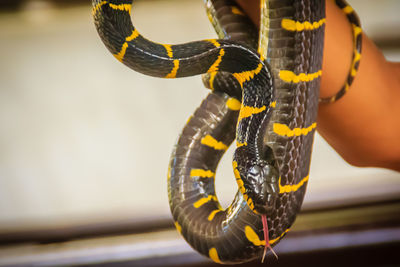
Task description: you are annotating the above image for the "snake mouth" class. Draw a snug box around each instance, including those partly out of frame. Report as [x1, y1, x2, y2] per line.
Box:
[255, 204, 269, 214]
[254, 195, 276, 214]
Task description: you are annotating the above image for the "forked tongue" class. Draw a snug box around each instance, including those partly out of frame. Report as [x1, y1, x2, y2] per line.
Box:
[261, 214, 278, 263]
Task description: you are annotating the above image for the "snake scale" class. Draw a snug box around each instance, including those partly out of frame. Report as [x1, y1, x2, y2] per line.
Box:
[92, 0, 361, 264]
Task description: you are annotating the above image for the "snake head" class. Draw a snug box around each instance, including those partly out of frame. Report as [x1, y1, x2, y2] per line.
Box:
[234, 147, 280, 214]
[245, 161, 279, 214]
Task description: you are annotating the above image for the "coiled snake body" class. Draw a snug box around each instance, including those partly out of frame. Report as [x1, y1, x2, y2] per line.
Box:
[92, 0, 359, 264]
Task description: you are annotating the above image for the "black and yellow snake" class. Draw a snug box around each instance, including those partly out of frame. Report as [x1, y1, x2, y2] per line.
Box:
[92, 0, 362, 264]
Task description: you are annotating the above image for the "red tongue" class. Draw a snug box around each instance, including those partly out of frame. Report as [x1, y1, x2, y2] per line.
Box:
[261, 214, 278, 262]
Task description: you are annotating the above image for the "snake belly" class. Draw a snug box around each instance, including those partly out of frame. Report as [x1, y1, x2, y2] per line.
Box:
[92, 0, 325, 264]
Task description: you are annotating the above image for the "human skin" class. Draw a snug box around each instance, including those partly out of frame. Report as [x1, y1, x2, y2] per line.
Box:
[236, 0, 400, 171]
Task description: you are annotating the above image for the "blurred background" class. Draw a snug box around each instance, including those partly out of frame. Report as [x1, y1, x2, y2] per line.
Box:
[0, 0, 399, 266]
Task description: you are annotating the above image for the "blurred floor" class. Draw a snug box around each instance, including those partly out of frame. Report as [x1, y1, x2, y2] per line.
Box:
[0, 0, 399, 234]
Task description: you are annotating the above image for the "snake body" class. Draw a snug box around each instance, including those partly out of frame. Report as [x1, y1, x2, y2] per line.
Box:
[168, 0, 324, 263]
[92, 0, 359, 264]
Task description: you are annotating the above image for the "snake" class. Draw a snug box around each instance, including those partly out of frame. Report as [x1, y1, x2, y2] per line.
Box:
[92, 0, 362, 264]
